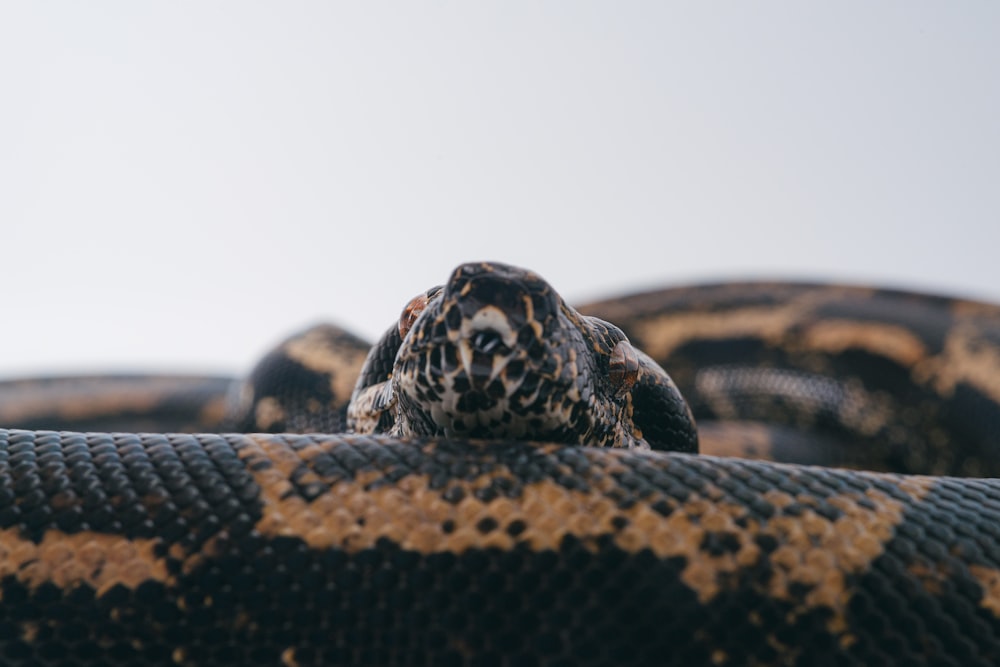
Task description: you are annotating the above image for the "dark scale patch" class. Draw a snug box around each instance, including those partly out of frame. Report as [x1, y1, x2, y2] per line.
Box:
[505, 359, 526, 379]
[837, 477, 1000, 665]
[848, 558, 1000, 665]
[288, 462, 332, 502]
[629, 377, 698, 453]
[476, 517, 499, 534]
[515, 375, 540, 401]
[430, 319, 448, 343]
[428, 346, 443, 375]
[754, 533, 779, 554]
[506, 519, 527, 537]
[457, 390, 495, 414]
[939, 383, 1000, 477]
[442, 344, 460, 372]
[486, 379, 507, 400]
[828, 348, 917, 396]
[0, 431, 257, 546]
[670, 337, 777, 392]
[701, 531, 741, 556]
[445, 304, 462, 331]
[909, 478, 1000, 570]
[442, 486, 466, 504]
[811, 499, 844, 522]
[650, 499, 672, 517]
[470, 350, 494, 377]
[474, 486, 501, 503]
[338, 325, 393, 394]
[231, 350, 340, 433]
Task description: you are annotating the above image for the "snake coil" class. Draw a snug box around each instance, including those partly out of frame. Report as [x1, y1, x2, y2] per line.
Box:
[1, 262, 1000, 666]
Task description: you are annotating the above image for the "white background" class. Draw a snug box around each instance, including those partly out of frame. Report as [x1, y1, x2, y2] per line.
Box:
[1, 3, 997, 378]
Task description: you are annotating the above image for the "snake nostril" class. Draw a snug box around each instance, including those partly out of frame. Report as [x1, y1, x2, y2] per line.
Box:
[472, 329, 506, 354]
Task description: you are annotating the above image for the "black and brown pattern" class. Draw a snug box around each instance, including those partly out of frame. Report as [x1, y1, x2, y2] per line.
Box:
[348, 262, 697, 453]
[2, 265, 1000, 665]
[581, 281, 1000, 476]
[0, 431, 998, 666]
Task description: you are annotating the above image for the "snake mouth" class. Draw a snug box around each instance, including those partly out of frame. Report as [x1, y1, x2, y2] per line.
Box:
[457, 312, 518, 390]
[471, 328, 508, 355]
[445, 262, 559, 332]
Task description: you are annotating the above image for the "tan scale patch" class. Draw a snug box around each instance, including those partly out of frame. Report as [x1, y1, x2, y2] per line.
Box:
[594, 287, 914, 370]
[916, 324, 1000, 406]
[698, 422, 776, 459]
[237, 435, 641, 554]
[236, 435, 942, 646]
[801, 320, 928, 368]
[630, 307, 806, 364]
[757, 489, 897, 630]
[254, 397, 287, 431]
[969, 565, 1000, 618]
[281, 647, 301, 667]
[197, 394, 230, 429]
[284, 329, 369, 406]
[0, 528, 169, 597]
[949, 299, 1000, 319]
[673, 476, 926, 645]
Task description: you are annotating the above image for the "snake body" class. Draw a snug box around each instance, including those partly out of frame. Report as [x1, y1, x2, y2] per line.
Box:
[2, 263, 1000, 666]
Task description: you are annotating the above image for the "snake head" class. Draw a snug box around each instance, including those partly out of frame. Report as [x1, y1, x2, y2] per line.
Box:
[348, 262, 698, 452]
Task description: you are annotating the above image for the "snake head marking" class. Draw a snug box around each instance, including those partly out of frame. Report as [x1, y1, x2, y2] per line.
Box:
[348, 261, 698, 452]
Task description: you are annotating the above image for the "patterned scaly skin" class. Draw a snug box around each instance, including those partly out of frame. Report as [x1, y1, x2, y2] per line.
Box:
[348, 262, 697, 453]
[2, 265, 1000, 665]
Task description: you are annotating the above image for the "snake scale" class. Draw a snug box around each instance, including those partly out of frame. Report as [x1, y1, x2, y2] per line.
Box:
[2, 261, 1000, 666]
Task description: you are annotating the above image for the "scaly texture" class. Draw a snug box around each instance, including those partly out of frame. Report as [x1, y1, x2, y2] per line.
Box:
[2, 272, 1000, 665]
[2, 429, 999, 667]
[348, 263, 697, 452]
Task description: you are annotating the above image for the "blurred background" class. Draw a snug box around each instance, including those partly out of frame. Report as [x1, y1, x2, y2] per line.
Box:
[1, 3, 997, 378]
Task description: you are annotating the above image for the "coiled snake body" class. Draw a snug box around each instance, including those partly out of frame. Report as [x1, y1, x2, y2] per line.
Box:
[2, 262, 1000, 666]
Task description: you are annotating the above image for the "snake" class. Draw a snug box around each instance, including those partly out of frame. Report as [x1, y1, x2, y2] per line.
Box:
[2, 261, 1000, 666]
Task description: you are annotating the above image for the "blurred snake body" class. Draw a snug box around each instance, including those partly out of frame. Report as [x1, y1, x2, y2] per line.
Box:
[2, 262, 1000, 666]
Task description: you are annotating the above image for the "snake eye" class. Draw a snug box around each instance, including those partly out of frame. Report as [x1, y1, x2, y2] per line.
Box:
[399, 293, 430, 338]
[609, 340, 640, 396]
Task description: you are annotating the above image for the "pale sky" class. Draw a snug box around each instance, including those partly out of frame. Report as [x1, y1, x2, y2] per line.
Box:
[1, 3, 998, 378]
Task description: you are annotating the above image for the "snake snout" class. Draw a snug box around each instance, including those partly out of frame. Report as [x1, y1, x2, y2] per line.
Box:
[351, 260, 698, 450]
[447, 262, 559, 332]
[443, 263, 564, 394]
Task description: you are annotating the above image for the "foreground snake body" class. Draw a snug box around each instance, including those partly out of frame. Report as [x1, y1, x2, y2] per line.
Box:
[2, 263, 1000, 666]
